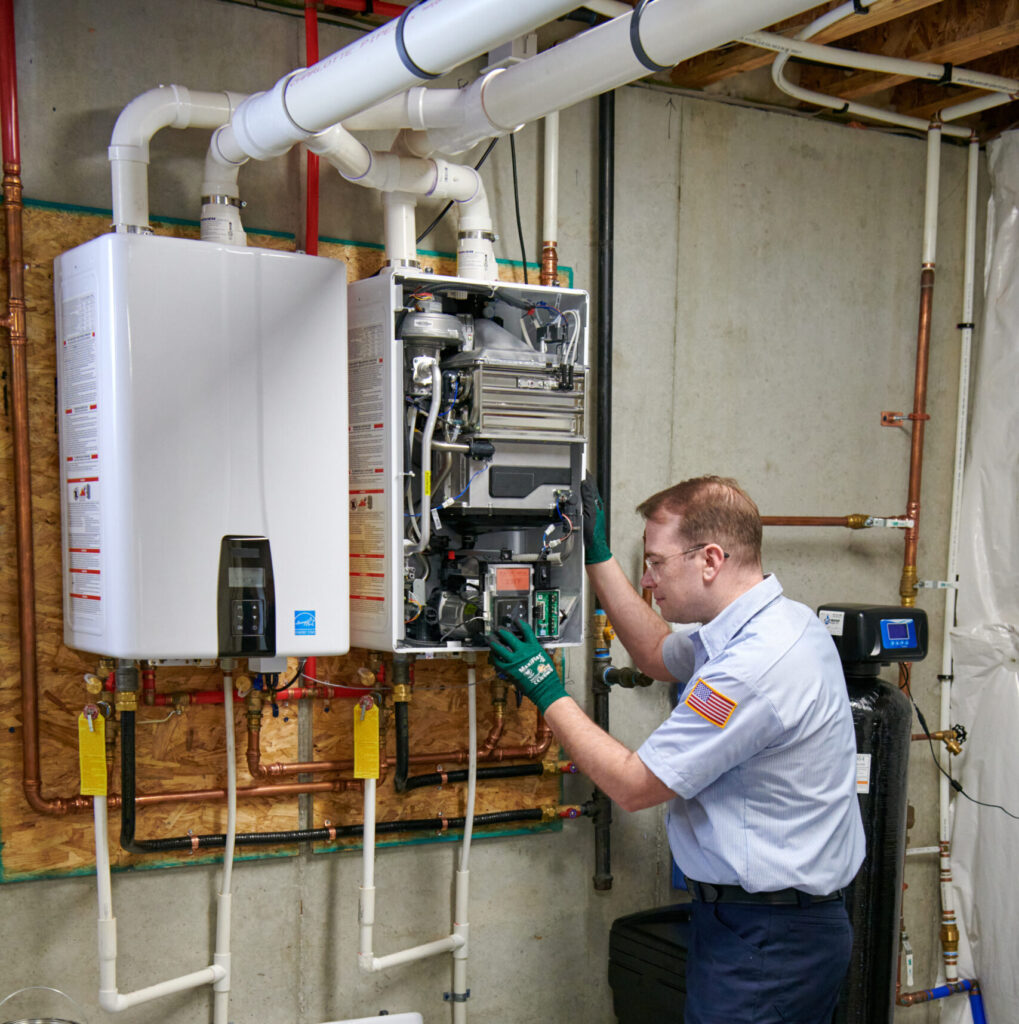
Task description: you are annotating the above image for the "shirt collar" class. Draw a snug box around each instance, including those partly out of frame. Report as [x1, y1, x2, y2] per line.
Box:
[693, 574, 783, 662]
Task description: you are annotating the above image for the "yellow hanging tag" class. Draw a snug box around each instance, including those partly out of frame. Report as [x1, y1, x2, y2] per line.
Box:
[353, 699, 380, 780]
[78, 712, 107, 796]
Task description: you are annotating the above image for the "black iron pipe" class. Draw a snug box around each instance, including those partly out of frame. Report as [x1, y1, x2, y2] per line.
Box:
[117, 807, 550, 852]
[404, 762, 544, 790]
[591, 90, 615, 892]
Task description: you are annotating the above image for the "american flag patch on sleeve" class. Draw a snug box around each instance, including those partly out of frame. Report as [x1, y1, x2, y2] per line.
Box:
[685, 678, 737, 728]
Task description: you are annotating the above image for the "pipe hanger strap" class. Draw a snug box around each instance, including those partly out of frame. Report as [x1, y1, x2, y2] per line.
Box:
[397, 2, 441, 80]
[630, 0, 672, 73]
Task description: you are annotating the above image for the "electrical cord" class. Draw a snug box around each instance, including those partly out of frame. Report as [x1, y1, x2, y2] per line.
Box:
[509, 132, 529, 284]
[903, 664, 1019, 821]
[416, 137, 499, 244]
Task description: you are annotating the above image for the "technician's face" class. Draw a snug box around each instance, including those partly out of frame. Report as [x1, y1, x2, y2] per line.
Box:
[640, 514, 706, 624]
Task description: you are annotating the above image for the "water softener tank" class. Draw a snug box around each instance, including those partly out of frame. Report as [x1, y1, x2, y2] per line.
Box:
[818, 604, 928, 1024]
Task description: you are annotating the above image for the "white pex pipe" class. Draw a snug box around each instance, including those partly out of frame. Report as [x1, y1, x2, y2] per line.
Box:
[936, 139, 980, 983]
[109, 85, 245, 232]
[210, 0, 580, 168]
[405, 0, 822, 155]
[543, 111, 560, 246]
[923, 125, 942, 266]
[750, 4, 984, 139]
[93, 669, 238, 1015]
[451, 663, 478, 1022]
[744, 29, 1019, 96]
[93, 798, 226, 1011]
[213, 666, 238, 1024]
[358, 665, 478, 995]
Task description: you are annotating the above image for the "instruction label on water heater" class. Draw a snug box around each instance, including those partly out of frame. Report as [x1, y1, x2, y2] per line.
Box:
[60, 287, 104, 635]
[348, 321, 388, 624]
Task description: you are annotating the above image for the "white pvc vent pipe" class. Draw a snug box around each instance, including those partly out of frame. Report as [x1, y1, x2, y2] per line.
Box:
[211, 0, 581, 168]
[109, 85, 245, 233]
[400, 0, 823, 155]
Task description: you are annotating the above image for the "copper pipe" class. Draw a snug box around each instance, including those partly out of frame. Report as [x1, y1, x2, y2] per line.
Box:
[3, 1, 86, 816]
[134, 778, 362, 807]
[540, 240, 559, 287]
[900, 265, 935, 606]
[761, 515, 871, 528]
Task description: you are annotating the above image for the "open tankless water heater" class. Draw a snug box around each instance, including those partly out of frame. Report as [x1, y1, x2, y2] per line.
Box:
[347, 269, 589, 653]
[54, 233, 350, 659]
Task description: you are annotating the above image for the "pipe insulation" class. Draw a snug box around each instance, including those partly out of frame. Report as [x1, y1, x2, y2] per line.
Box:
[210, 0, 581, 166]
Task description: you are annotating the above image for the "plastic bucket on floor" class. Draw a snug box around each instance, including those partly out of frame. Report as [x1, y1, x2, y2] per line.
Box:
[0, 987, 86, 1024]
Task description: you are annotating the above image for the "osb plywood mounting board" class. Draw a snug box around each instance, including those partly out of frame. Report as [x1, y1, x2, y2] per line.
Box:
[0, 203, 575, 883]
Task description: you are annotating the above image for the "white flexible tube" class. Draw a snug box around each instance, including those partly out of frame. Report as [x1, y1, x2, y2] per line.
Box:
[936, 139, 979, 983]
[213, 668, 237, 1024]
[93, 797, 226, 1013]
[406, 360, 442, 554]
[211, 0, 580, 167]
[543, 111, 559, 244]
[109, 85, 244, 232]
[408, 0, 822, 155]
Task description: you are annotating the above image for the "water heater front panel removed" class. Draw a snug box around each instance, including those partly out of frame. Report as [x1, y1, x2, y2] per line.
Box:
[54, 233, 349, 658]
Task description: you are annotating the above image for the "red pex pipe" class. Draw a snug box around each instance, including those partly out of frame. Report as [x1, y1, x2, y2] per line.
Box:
[1, 0, 18, 164]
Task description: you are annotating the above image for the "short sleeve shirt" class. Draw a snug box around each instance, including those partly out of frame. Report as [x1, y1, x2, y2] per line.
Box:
[636, 575, 865, 894]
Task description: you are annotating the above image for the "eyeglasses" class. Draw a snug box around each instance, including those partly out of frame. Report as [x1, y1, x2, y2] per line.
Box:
[643, 544, 730, 581]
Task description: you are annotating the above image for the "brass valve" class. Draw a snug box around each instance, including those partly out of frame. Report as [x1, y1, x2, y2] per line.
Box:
[83, 673, 104, 697]
[113, 690, 138, 713]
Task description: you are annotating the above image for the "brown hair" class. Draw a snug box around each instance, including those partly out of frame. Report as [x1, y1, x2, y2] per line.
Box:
[636, 476, 762, 568]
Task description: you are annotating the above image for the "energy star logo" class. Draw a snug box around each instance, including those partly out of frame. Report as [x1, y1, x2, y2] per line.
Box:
[295, 610, 316, 636]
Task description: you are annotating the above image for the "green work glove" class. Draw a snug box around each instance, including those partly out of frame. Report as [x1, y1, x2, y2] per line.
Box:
[487, 620, 568, 715]
[581, 473, 612, 565]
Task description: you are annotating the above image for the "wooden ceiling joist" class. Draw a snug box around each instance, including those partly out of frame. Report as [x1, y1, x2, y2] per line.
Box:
[668, 0, 944, 89]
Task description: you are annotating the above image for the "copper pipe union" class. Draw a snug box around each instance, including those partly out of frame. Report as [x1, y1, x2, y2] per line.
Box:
[940, 923, 960, 952]
[114, 690, 139, 713]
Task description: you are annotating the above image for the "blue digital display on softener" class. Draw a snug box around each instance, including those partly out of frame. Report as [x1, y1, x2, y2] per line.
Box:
[880, 617, 917, 650]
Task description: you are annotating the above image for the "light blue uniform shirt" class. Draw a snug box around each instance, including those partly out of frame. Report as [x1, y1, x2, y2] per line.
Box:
[636, 574, 865, 895]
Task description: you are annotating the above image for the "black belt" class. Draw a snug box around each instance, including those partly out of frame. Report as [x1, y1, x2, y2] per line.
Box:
[686, 879, 844, 906]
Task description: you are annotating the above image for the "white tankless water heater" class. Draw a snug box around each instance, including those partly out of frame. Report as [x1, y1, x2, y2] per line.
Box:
[53, 233, 350, 659]
[347, 268, 589, 654]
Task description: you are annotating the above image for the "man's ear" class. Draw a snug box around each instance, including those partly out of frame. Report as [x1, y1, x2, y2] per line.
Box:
[702, 543, 728, 580]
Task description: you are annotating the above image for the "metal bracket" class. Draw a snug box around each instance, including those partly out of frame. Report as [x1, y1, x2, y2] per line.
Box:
[864, 516, 914, 529]
[444, 989, 471, 1003]
[915, 580, 957, 590]
[881, 410, 931, 425]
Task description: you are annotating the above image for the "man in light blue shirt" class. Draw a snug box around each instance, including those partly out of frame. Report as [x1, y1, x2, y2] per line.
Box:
[489, 475, 865, 1024]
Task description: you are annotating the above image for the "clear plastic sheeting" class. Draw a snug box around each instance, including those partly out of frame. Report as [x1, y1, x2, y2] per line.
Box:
[945, 128, 1019, 1024]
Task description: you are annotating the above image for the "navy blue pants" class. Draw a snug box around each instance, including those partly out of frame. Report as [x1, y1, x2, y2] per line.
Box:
[685, 898, 852, 1024]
